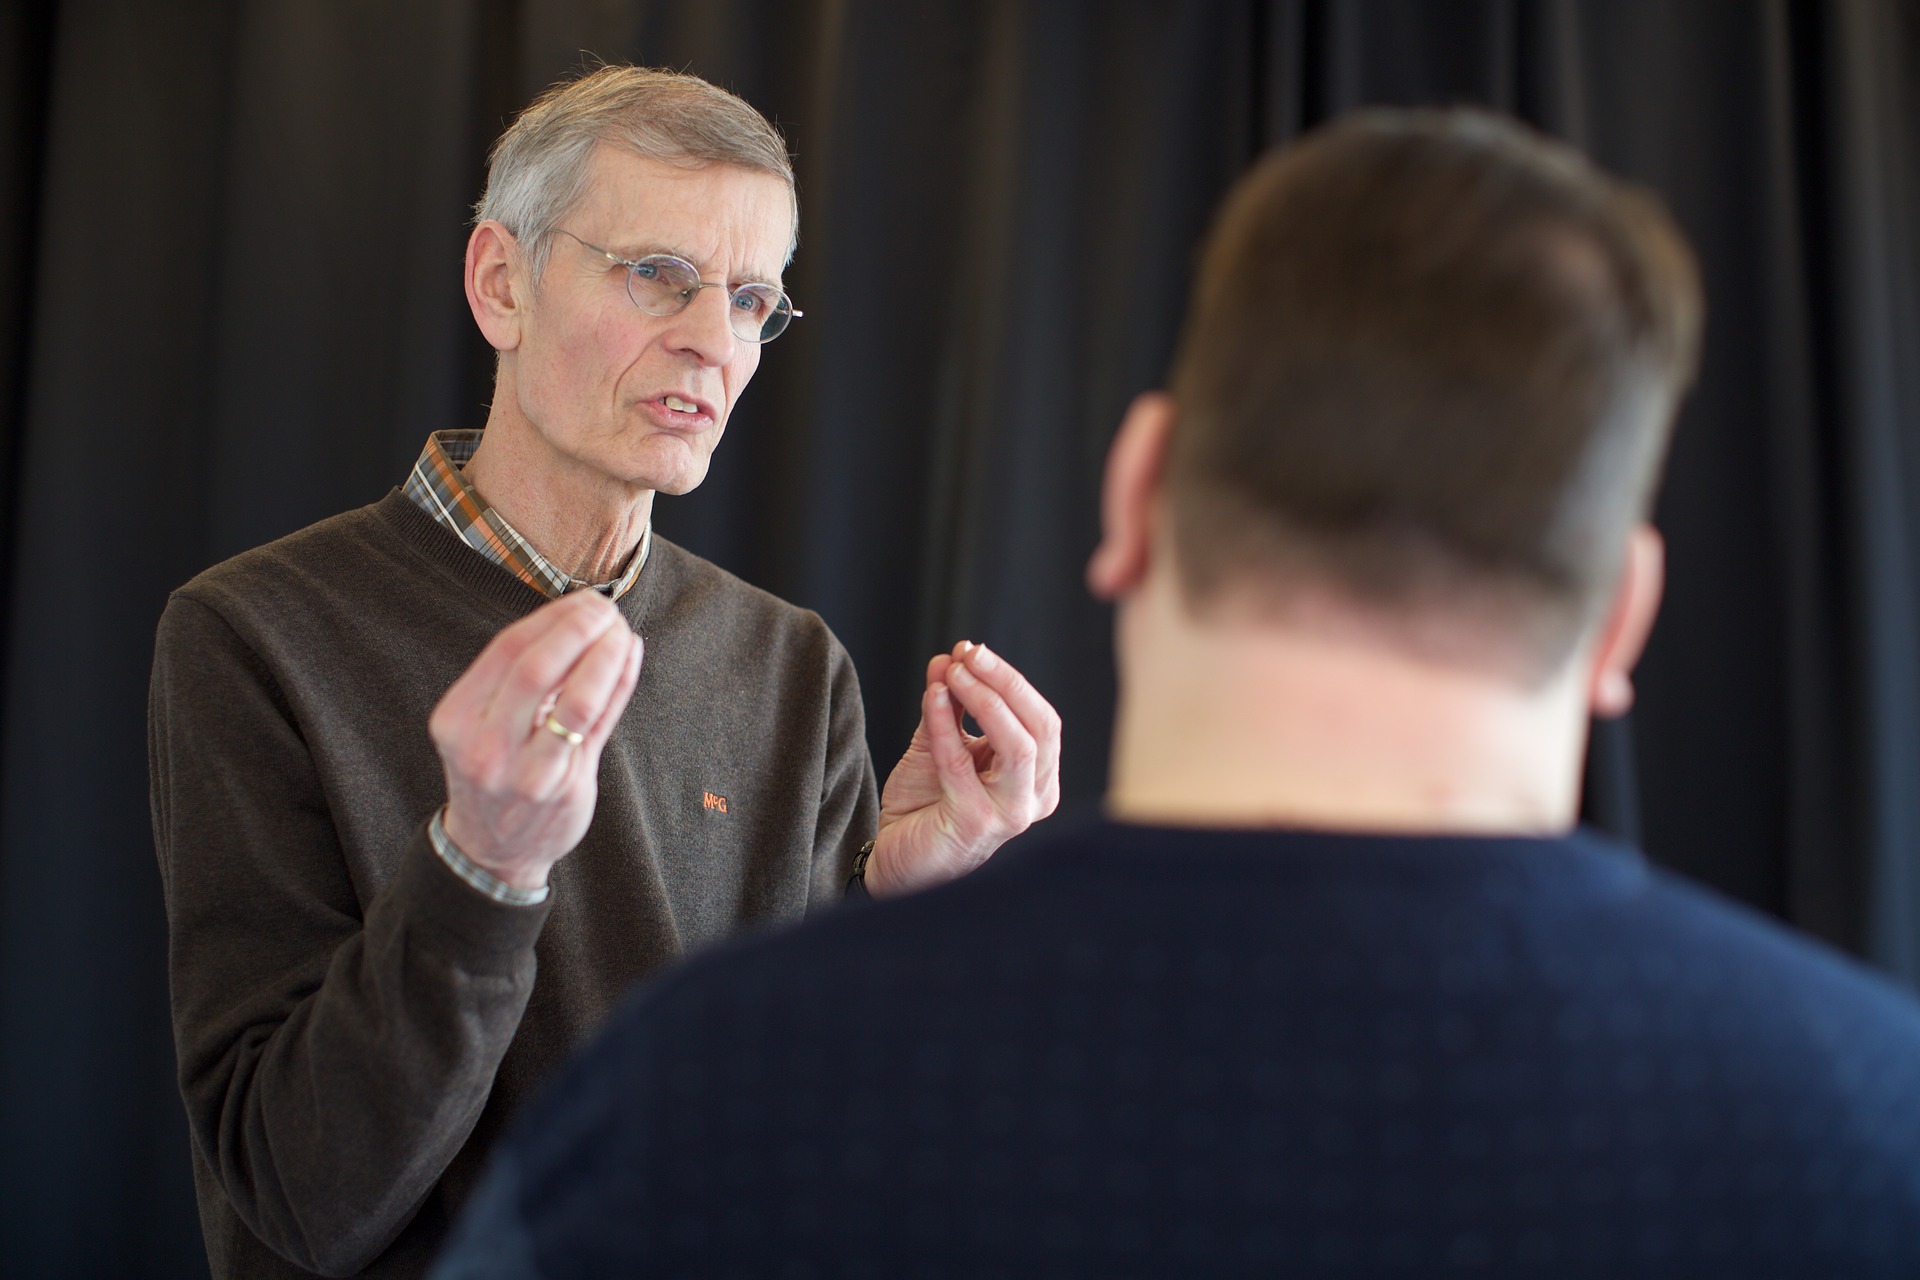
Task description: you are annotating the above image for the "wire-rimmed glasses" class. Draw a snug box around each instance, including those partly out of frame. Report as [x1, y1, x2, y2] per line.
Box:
[550, 228, 801, 344]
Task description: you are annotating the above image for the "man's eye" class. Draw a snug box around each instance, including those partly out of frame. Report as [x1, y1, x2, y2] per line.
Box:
[631, 262, 660, 282]
[732, 289, 773, 315]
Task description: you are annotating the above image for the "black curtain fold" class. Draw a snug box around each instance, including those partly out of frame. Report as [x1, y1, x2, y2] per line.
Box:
[0, 1, 54, 744]
[2, 3, 1917, 1275]
[1804, 0, 1920, 977]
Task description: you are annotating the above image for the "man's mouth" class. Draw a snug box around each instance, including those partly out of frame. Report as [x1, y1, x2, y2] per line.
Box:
[650, 392, 715, 426]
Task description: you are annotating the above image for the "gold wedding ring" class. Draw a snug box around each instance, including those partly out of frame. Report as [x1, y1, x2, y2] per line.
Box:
[541, 713, 585, 747]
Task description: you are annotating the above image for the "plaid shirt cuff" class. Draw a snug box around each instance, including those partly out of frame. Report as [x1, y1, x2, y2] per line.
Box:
[427, 807, 550, 907]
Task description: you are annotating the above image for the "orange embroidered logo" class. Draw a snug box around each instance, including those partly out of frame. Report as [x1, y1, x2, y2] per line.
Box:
[702, 791, 729, 813]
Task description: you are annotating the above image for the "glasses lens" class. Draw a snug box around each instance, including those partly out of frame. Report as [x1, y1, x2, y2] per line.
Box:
[730, 285, 794, 343]
[625, 255, 702, 315]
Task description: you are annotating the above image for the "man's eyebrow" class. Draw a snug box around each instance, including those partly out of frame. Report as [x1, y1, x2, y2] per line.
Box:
[611, 242, 780, 287]
[610, 241, 681, 262]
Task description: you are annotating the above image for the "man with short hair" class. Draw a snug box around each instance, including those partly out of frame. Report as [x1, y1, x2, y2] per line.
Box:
[149, 67, 1060, 1279]
[435, 109, 1920, 1277]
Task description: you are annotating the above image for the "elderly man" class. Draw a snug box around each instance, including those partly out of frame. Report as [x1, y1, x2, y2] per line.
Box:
[147, 67, 1059, 1279]
[435, 110, 1920, 1277]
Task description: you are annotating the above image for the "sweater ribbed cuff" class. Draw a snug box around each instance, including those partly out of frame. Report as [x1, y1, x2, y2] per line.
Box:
[428, 807, 550, 906]
[395, 823, 553, 968]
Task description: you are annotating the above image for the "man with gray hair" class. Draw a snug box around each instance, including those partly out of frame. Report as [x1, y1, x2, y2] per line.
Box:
[148, 66, 1061, 1279]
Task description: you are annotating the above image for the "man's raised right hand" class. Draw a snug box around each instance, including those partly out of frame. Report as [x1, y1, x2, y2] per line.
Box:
[430, 590, 643, 891]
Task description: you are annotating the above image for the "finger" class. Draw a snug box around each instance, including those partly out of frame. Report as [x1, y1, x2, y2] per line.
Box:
[922, 680, 988, 807]
[582, 633, 644, 746]
[958, 644, 1060, 743]
[926, 650, 968, 737]
[481, 593, 624, 736]
[962, 642, 1060, 785]
[945, 659, 1038, 801]
[546, 623, 636, 751]
[447, 590, 616, 717]
[540, 633, 641, 800]
[504, 624, 635, 802]
[431, 592, 614, 755]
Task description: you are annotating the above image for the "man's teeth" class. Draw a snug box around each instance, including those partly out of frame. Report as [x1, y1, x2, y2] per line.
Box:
[664, 395, 699, 413]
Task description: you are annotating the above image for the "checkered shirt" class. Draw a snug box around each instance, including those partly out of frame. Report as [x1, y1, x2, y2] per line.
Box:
[402, 429, 650, 601]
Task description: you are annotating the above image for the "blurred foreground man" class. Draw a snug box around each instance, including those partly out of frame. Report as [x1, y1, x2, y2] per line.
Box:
[436, 109, 1920, 1278]
[148, 68, 1058, 1279]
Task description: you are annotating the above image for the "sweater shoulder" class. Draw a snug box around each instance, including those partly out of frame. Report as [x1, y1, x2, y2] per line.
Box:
[1624, 859, 1920, 1025]
[640, 535, 846, 656]
[170, 494, 423, 614]
[640, 819, 1920, 1052]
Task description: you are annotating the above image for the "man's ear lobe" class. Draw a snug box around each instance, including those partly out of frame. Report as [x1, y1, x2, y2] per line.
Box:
[1086, 392, 1177, 601]
[1589, 524, 1665, 718]
[465, 221, 525, 353]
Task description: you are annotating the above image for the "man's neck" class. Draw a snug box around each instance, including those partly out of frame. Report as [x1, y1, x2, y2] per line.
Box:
[1105, 579, 1590, 836]
[461, 410, 654, 586]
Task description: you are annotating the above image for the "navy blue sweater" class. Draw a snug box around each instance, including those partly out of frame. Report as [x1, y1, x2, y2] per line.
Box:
[435, 817, 1920, 1278]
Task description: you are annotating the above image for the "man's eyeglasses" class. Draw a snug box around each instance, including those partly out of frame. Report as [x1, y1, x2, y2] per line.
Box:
[550, 228, 801, 344]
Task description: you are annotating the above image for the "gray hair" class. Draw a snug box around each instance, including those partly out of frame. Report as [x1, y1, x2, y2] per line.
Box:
[475, 65, 798, 281]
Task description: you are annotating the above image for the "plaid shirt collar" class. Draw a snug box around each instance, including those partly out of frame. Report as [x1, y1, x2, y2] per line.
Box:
[402, 430, 650, 601]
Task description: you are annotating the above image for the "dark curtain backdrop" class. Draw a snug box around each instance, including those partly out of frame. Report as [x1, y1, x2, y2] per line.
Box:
[2, 2, 1916, 1275]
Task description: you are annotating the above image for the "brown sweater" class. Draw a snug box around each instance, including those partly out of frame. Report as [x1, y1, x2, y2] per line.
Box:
[148, 490, 877, 1278]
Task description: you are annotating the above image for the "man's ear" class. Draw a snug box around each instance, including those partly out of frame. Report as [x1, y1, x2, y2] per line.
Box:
[1588, 523, 1665, 718]
[466, 220, 527, 353]
[1086, 391, 1177, 601]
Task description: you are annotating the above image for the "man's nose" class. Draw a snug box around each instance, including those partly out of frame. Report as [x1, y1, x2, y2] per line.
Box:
[662, 284, 739, 367]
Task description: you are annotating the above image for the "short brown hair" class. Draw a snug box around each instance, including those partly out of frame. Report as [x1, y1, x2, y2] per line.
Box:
[1165, 109, 1702, 674]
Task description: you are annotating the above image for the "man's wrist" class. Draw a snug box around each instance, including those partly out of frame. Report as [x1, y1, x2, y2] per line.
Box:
[846, 838, 878, 900]
[429, 807, 551, 906]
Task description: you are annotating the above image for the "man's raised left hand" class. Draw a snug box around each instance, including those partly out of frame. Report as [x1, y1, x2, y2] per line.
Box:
[866, 641, 1062, 896]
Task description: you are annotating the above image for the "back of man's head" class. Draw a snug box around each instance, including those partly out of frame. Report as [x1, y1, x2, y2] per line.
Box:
[1164, 109, 1703, 678]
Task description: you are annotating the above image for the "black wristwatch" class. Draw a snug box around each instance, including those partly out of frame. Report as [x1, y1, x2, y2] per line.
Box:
[846, 838, 877, 899]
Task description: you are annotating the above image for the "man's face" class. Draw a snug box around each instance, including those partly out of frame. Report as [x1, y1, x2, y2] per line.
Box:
[508, 147, 794, 496]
